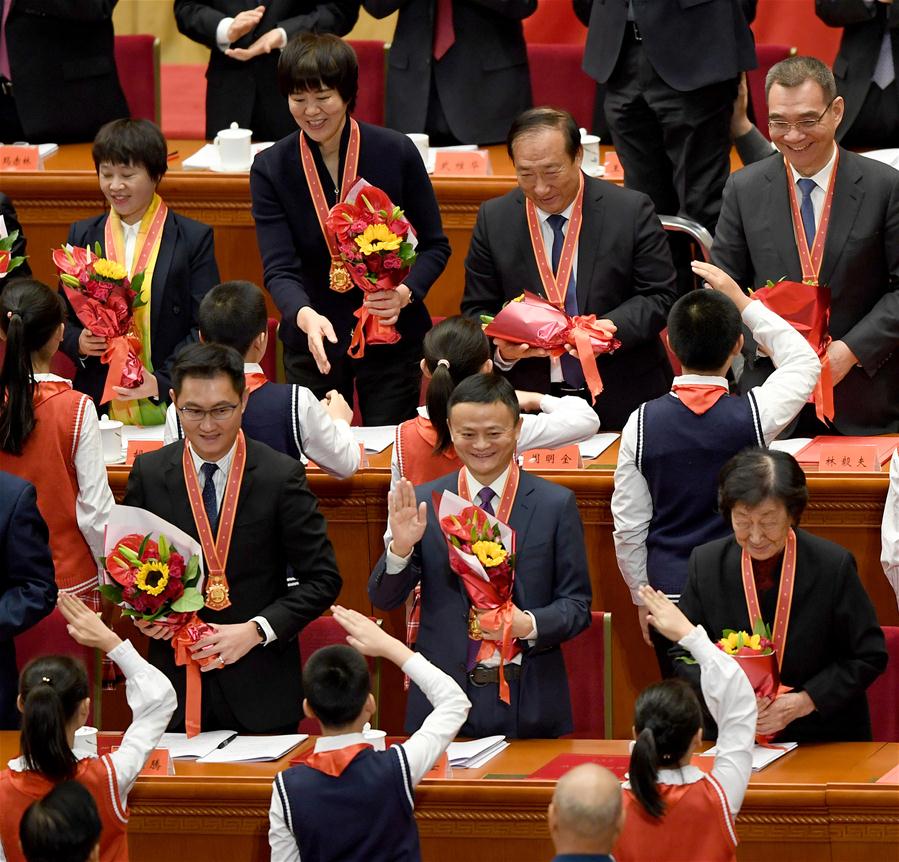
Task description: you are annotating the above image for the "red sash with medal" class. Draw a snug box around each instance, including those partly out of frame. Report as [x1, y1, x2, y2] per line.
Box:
[457, 463, 520, 523]
[299, 118, 361, 293]
[784, 151, 839, 423]
[182, 431, 247, 611]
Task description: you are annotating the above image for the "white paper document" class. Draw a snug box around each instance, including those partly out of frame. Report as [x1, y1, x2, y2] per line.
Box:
[578, 433, 620, 460]
[769, 438, 813, 457]
[447, 735, 508, 768]
[351, 425, 396, 453]
[701, 741, 797, 771]
[181, 142, 273, 171]
[158, 730, 236, 759]
[197, 733, 307, 763]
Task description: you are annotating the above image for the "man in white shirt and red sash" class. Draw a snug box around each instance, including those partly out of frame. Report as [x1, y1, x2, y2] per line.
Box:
[712, 55, 899, 436]
[125, 343, 341, 734]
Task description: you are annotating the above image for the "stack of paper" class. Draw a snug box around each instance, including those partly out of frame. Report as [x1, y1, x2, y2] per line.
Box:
[197, 734, 307, 763]
[769, 438, 813, 457]
[446, 736, 508, 769]
[158, 730, 236, 759]
[701, 741, 797, 772]
[578, 433, 620, 460]
[350, 425, 396, 453]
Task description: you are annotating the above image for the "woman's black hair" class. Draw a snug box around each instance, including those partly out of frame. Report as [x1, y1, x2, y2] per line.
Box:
[629, 679, 703, 819]
[0, 279, 66, 455]
[277, 33, 358, 112]
[718, 447, 809, 527]
[19, 656, 89, 783]
[92, 118, 168, 184]
[423, 316, 491, 455]
[20, 780, 101, 862]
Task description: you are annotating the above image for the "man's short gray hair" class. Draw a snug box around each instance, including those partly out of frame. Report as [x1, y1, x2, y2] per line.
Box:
[553, 764, 623, 840]
[765, 55, 837, 103]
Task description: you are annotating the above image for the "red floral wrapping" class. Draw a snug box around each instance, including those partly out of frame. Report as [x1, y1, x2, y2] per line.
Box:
[750, 281, 833, 423]
[52, 246, 144, 404]
[731, 651, 791, 745]
[482, 292, 620, 403]
[171, 616, 218, 738]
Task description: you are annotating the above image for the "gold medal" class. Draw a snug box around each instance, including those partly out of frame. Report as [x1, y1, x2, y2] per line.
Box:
[205, 576, 230, 611]
[329, 261, 353, 293]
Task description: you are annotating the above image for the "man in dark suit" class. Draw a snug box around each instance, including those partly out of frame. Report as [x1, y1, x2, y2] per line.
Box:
[364, 0, 535, 145]
[370, 374, 592, 738]
[817, 0, 899, 148]
[0, 471, 57, 729]
[574, 0, 757, 232]
[0, 0, 128, 144]
[175, 0, 359, 141]
[712, 55, 899, 435]
[0, 193, 30, 278]
[461, 108, 679, 432]
[125, 343, 341, 733]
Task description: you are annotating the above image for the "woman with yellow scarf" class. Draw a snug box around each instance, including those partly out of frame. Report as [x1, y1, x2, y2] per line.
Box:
[60, 119, 220, 425]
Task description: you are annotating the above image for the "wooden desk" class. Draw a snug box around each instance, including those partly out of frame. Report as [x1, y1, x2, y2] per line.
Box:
[106, 445, 897, 739]
[1, 734, 893, 861]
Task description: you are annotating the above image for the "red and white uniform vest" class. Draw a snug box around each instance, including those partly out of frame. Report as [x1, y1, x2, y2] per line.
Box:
[395, 416, 461, 485]
[0, 756, 129, 862]
[615, 776, 738, 862]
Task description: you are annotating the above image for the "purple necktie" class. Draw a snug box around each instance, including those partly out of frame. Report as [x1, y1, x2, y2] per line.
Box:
[796, 178, 817, 251]
[476, 486, 495, 515]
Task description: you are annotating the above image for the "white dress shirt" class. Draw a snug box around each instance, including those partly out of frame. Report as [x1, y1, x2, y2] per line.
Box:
[388, 394, 600, 494]
[612, 300, 821, 604]
[493, 199, 579, 383]
[623, 625, 756, 816]
[1, 640, 176, 862]
[787, 143, 838, 231]
[268, 651, 471, 862]
[165, 363, 360, 479]
[33, 373, 114, 585]
[120, 218, 141, 273]
[881, 450, 899, 610]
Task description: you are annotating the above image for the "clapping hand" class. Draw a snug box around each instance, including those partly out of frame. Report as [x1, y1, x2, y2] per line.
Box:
[388, 479, 427, 558]
[226, 6, 265, 43]
[225, 28, 284, 62]
[637, 585, 694, 643]
[58, 593, 121, 654]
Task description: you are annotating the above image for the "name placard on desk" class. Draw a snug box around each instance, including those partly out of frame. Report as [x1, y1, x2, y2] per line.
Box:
[522, 446, 582, 471]
[126, 439, 164, 466]
[818, 444, 880, 473]
[433, 150, 490, 176]
[0, 145, 40, 172]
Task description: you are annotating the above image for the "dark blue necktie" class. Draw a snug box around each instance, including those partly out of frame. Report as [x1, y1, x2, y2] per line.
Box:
[796, 178, 817, 251]
[547, 214, 585, 388]
[476, 486, 495, 515]
[200, 462, 219, 535]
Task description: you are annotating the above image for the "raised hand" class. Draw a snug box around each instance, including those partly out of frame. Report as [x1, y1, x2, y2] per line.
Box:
[58, 592, 121, 653]
[637, 585, 694, 643]
[690, 261, 750, 311]
[388, 478, 427, 558]
[331, 604, 411, 665]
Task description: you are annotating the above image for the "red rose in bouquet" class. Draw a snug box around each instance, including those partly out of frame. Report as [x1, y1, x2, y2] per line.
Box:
[482, 292, 621, 403]
[0, 231, 27, 279]
[325, 183, 418, 359]
[53, 243, 147, 404]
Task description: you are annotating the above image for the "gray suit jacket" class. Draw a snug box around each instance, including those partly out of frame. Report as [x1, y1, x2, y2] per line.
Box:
[712, 148, 899, 434]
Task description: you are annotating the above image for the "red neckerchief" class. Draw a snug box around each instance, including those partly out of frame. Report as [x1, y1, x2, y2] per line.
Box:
[304, 743, 372, 777]
[671, 383, 728, 415]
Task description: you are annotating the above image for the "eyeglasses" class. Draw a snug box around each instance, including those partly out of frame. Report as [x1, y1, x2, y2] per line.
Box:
[177, 404, 239, 423]
[768, 98, 835, 135]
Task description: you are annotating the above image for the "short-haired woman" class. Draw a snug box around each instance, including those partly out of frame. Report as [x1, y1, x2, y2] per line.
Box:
[60, 118, 220, 424]
[674, 448, 887, 742]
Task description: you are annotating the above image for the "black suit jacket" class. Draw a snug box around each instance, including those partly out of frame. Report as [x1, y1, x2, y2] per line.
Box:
[60, 209, 220, 407]
[817, 0, 899, 141]
[0, 194, 31, 279]
[251, 120, 450, 355]
[461, 176, 678, 430]
[5, 0, 128, 143]
[0, 472, 57, 729]
[574, 0, 757, 90]
[712, 148, 899, 434]
[674, 529, 887, 742]
[364, 0, 535, 144]
[174, 0, 359, 140]
[369, 469, 592, 738]
[124, 438, 341, 732]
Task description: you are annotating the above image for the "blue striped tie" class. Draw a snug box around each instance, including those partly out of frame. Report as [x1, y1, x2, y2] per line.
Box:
[547, 214, 585, 388]
[201, 462, 219, 536]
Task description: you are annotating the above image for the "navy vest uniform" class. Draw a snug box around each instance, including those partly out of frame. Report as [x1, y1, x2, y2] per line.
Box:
[275, 746, 421, 861]
[637, 391, 763, 597]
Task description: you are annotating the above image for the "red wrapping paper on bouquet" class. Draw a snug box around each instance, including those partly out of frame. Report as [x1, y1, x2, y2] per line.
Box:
[750, 281, 833, 423]
[53, 246, 145, 404]
[434, 491, 520, 704]
[170, 616, 217, 738]
[730, 649, 791, 745]
[482, 292, 620, 403]
[325, 184, 418, 360]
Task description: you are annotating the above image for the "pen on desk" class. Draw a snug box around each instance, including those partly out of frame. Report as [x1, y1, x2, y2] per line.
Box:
[167, 150, 179, 161]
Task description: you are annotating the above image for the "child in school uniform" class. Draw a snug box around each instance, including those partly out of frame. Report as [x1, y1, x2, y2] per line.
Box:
[164, 280, 360, 479]
[613, 586, 756, 862]
[612, 261, 821, 675]
[0, 594, 177, 862]
[269, 605, 470, 862]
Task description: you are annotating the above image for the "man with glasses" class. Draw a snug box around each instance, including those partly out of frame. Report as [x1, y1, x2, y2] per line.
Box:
[124, 342, 341, 733]
[713, 55, 899, 436]
[461, 107, 679, 431]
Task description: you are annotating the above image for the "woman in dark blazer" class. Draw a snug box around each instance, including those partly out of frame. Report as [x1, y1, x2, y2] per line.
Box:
[674, 449, 887, 743]
[250, 33, 450, 425]
[61, 120, 220, 424]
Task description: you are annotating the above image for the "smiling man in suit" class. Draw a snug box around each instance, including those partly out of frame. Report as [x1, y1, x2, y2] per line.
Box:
[125, 343, 341, 733]
[369, 373, 592, 738]
[461, 107, 679, 432]
[712, 55, 899, 435]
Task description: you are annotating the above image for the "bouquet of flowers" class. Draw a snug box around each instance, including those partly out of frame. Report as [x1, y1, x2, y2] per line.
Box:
[325, 181, 417, 359]
[0, 231, 27, 279]
[101, 505, 214, 737]
[481, 292, 620, 403]
[750, 279, 833, 423]
[52, 243, 146, 404]
[434, 489, 519, 704]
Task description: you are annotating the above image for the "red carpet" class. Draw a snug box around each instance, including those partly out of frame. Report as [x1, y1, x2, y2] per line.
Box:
[161, 64, 206, 140]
